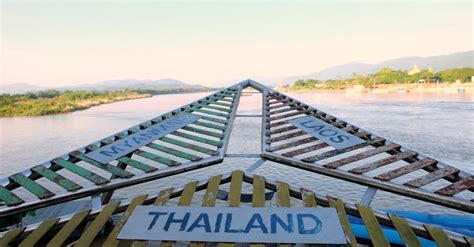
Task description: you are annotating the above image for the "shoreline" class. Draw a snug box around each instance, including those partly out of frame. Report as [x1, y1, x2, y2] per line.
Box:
[279, 83, 474, 95]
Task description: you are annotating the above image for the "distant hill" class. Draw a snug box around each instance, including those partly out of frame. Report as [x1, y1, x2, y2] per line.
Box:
[1, 78, 204, 94]
[267, 50, 474, 85]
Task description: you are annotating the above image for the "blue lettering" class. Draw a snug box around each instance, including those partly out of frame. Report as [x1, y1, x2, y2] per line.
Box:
[132, 136, 148, 145]
[297, 214, 322, 234]
[224, 213, 244, 233]
[117, 140, 133, 148]
[99, 146, 124, 157]
[164, 212, 190, 232]
[270, 214, 294, 233]
[244, 214, 268, 234]
[186, 213, 211, 232]
[147, 212, 168, 230]
[215, 213, 222, 233]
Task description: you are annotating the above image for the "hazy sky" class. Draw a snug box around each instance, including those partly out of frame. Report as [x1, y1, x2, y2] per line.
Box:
[1, 1, 473, 87]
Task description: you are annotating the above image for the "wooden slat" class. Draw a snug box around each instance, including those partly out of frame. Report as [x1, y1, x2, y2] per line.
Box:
[375, 158, 437, 181]
[301, 188, 317, 207]
[301, 137, 385, 163]
[252, 175, 266, 207]
[282, 142, 328, 157]
[267, 130, 306, 143]
[116, 156, 157, 173]
[202, 175, 222, 207]
[268, 110, 310, 122]
[424, 224, 455, 247]
[0, 185, 24, 206]
[74, 202, 120, 247]
[268, 125, 298, 135]
[0, 227, 25, 246]
[268, 137, 317, 152]
[323, 143, 400, 169]
[228, 170, 243, 207]
[147, 143, 202, 161]
[435, 176, 474, 196]
[276, 181, 291, 207]
[268, 119, 290, 128]
[404, 166, 460, 188]
[179, 181, 199, 206]
[31, 165, 82, 192]
[134, 149, 181, 166]
[388, 214, 422, 247]
[47, 210, 91, 247]
[349, 151, 417, 174]
[18, 218, 59, 247]
[53, 158, 109, 185]
[327, 198, 357, 247]
[9, 173, 55, 199]
[160, 136, 219, 156]
[172, 131, 222, 147]
[182, 126, 224, 139]
[103, 194, 148, 247]
[356, 204, 390, 247]
[70, 151, 134, 178]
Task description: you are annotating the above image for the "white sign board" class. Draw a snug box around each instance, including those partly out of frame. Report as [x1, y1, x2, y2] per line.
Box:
[86, 113, 200, 163]
[117, 206, 347, 244]
[290, 116, 365, 149]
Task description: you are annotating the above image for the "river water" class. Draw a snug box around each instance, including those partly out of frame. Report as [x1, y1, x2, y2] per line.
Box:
[0, 91, 473, 214]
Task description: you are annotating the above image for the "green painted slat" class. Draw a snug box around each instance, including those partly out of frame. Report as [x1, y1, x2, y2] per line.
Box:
[172, 131, 222, 147]
[182, 126, 224, 139]
[134, 150, 181, 166]
[201, 99, 232, 107]
[424, 225, 455, 247]
[210, 96, 233, 103]
[0, 185, 24, 206]
[0, 227, 25, 246]
[116, 157, 157, 173]
[196, 115, 228, 124]
[47, 210, 91, 247]
[356, 204, 390, 247]
[194, 120, 226, 131]
[199, 104, 231, 113]
[9, 173, 55, 199]
[70, 151, 134, 178]
[19, 218, 59, 247]
[53, 158, 109, 185]
[388, 214, 422, 247]
[31, 165, 82, 192]
[160, 137, 219, 155]
[185, 107, 229, 118]
[147, 143, 202, 161]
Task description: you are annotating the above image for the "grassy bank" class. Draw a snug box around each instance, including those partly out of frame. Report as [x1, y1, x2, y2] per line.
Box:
[0, 90, 152, 117]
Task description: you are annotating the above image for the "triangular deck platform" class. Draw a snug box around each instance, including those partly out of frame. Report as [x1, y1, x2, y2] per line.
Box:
[0, 79, 473, 246]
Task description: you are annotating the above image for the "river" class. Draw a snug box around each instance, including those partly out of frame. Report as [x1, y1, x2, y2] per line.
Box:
[0, 91, 472, 214]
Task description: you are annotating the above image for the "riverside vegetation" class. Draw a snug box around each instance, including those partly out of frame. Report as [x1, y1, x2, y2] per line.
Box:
[0, 87, 213, 117]
[287, 67, 474, 91]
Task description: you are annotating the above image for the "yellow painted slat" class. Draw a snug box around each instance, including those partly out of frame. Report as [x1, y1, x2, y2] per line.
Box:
[424, 224, 455, 247]
[178, 181, 199, 206]
[276, 181, 291, 207]
[0, 227, 25, 246]
[103, 194, 148, 247]
[75, 202, 119, 247]
[328, 197, 357, 247]
[46, 210, 91, 247]
[388, 214, 422, 247]
[19, 218, 59, 247]
[252, 175, 265, 207]
[202, 175, 222, 207]
[301, 188, 317, 207]
[228, 170, 243, 207]
[134, 188, 174, 247]
[356, 204, 390, 247]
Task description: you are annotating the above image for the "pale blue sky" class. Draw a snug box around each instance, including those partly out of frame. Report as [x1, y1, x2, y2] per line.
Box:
[1, 1, 473, 86]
